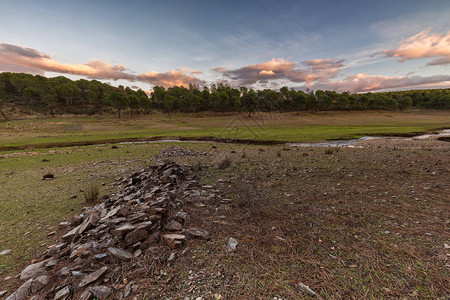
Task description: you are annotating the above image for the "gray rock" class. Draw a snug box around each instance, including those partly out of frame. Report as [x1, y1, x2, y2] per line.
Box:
[62, 224, 81, 242]
[124, 283, 132, 297]
[163, 234, 185, 249]
[226, 237, 238, 252]
[296, 282, 317, 297]
[94, 253, 108, 260]
[31, 275, 49, 293]
[165, 220, 182, 231]
[5, 279, 33, 300]
[0, 249, 11, 255]
[78, 290, 94, 300]
[112, 223, 135, 236]
[135, 221, 153, 231]
[79, 266, 108, 288]
[107, 247, 133, 261]
[78, 213, 99, 235]
[20, 259, 50, 280]
[125, 228, 148, 246]
[89, 285, 112, 298]
[186, 228, 210, 240]
[54, 285, 72, 300]
[0, 291, 7, 297]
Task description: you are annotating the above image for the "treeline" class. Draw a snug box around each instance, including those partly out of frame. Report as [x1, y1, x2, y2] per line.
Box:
[0, 72, 449, 119]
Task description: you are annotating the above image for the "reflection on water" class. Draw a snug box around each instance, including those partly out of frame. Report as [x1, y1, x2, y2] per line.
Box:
[288, 129, 450, 148]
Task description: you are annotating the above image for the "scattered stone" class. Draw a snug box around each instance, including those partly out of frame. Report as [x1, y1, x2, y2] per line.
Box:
[5, 279, 33, 300]
[20, 259, 50, 280]
[163, 234, 186, 249]
[112, 223, 135, 237]
[108, 247, 133, 261]
[54, 285, 72, 300]
[61, 224, 81, 242]
[124, 283, 132, 297]
[125, 228, 148, 246]
[89, 285, 112, 298]
[227, 237, 239, 252]
[0, 290, 7, 297]
[0, 249, 11, 255]
[79, 266, 108, 288]
[42, 173, 54, 180]
[59, 221, 70, 227]
[165, 220, 182, 231]
[186, 228, 210, 240]
[10, 161, 215, 299]
[78, 290, 94, 300]
[296, 282, 317, 297]
[31, 275, 49, 293]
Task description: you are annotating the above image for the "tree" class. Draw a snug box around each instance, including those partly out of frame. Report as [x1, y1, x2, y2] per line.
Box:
[398, 96, 412, 112]
[128, 94, 140, 115]
[0, 82, 8, 120]
[241, 89, 258, 117]
[306, 93, 318, 110]
[56, 83, 78, 107]
[107, 92, 129, 118]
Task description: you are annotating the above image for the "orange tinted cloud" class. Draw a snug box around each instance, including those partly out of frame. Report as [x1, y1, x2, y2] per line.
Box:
[259, 70, 275, 75]
[383, 30, 450, 65]
[0, 43, 205, 87]
[137, 69, 206, 87]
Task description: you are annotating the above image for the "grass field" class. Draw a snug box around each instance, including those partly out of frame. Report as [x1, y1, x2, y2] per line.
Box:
[0, 111, 449, 298]
[1, 111, 449, 149]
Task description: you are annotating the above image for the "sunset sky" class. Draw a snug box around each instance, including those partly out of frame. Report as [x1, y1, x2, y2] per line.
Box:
[0, 0, 449, 92]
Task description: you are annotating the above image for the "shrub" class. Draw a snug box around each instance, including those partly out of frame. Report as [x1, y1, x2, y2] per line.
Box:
[83, 182, 99, 203]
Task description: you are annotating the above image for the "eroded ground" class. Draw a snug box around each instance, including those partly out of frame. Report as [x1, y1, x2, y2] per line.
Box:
[0, 136, 449, 299]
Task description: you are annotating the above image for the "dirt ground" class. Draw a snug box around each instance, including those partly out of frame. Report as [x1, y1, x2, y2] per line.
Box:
[2, 136, 449, 299]
[128, 137, 449, 299]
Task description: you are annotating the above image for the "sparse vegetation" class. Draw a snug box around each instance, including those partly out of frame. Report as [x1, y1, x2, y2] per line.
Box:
[82, 182, 100, 203]
[217, 155, 231, 169]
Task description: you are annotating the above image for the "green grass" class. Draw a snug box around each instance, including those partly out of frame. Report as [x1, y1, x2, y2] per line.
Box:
[0, 111, 448, 149]
[0, 142, 194, 279]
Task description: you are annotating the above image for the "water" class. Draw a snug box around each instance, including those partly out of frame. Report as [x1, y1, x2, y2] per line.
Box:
[105, 129, 449, 148]
[288, 129, 450, 148]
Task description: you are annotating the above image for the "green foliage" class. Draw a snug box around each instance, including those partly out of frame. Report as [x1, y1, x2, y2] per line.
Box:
[398, 96, 413, 112]
[0, 72, 449, 117]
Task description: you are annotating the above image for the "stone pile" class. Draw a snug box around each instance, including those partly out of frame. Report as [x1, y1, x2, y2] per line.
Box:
[156, 146, 198, 159]
[5, 161, 213, 300]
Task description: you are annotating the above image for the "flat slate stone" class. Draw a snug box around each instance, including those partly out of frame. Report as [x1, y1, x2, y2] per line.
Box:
[107, 247, 133, 261]
[79, 266, 108, 288]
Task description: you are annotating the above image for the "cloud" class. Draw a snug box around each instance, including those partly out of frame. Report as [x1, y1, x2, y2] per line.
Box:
[0, 43, 50, 59]
[382, 30, 450, 65]
[0, 43, 205, 88]
[220, 58, 345, 86]
[212, 67, 227, 73]
[259, 70, 275, 75]
[307, 73, 450, 93]
[137, 69, 206, 87]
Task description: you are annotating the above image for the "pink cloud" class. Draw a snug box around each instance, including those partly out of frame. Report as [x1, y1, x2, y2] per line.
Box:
[137, 69, 206, 87]
[307, 73, 450, 93]
[0, 43, 205, 88]
[383, 30, 450, 65]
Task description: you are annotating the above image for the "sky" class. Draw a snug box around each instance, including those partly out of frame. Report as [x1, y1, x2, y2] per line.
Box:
[0, 0, 449, 93]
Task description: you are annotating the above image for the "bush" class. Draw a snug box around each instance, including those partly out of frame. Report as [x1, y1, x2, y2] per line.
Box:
[83, 182, 99, 203]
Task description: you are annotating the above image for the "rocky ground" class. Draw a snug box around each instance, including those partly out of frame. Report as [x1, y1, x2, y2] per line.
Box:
[1, 137, 449, 299]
